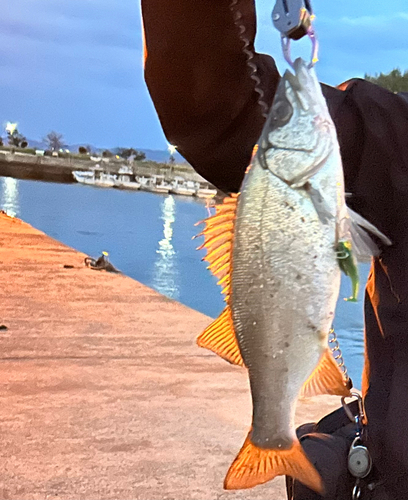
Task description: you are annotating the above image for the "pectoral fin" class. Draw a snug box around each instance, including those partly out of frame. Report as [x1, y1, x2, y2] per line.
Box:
[346, 207, 392, 260]
[300, 348, 351, 398]
[304, 182, 334, 224]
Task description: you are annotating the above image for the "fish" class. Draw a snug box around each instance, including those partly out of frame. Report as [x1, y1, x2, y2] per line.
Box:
[196, 58, 391, 493]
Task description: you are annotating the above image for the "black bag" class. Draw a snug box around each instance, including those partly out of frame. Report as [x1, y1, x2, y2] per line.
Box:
[286, 401, 389, 500]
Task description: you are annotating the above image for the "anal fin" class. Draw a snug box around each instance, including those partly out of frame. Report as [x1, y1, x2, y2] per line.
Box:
[197, 307, 244, 367]
[300, 348, 351, 398]
[224, 434, 323, 493]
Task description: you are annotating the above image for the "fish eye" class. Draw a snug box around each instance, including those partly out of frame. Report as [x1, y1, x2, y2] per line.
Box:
[271, 98, 293, 127]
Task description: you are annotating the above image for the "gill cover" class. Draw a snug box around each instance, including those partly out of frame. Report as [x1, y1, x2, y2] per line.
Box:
[257, 58, 334, 188]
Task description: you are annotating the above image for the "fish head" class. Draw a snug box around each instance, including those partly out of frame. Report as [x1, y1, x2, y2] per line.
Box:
[257, 58, 336, 186]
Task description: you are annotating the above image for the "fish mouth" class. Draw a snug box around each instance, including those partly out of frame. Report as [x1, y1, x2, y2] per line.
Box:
[257, 140, 317, 171]
[257, 69, 316, 157]
[257, 139, 332, 188]
[265, 144, 315, 153]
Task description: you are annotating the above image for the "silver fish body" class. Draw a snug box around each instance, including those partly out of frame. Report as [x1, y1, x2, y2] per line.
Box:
[224, 58, 350, 491]
[232, 139, 341, 449]
[197, 58, 363, 492]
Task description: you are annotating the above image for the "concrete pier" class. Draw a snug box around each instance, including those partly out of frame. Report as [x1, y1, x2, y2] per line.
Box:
[0, 213, 343, 500]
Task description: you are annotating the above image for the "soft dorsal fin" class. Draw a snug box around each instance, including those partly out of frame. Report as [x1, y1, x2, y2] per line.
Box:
[196, 194, 243, 365]
[299, 348, 351, 398]
[197, 307, 244, 366]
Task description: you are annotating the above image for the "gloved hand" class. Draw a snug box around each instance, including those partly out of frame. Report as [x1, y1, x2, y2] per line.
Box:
[286, 402, 389, 500]
[287, 422, 355, 499]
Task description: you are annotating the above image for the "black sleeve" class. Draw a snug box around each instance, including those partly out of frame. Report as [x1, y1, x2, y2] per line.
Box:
[141, 0, 280, 193]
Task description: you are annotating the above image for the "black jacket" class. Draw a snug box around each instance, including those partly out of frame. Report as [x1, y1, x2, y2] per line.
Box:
[142, 0, 408, 497]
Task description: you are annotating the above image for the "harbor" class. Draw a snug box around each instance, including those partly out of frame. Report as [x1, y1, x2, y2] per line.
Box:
[73, 165, 217, 198]
[0, 150, 218, 198]
[0, 211, 346, 500]
[0, 176, 368, 379]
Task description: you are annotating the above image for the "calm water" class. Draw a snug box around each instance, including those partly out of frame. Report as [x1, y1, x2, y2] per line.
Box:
[1, 177, 369, 387]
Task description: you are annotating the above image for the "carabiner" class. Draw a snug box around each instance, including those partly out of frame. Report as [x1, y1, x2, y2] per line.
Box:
[281, 27, 319, 69]
[272, 0, 318, 68]
[341, 392, 365, 427]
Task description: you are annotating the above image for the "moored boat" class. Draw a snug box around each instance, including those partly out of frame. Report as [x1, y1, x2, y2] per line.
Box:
[115, 179, 141, 190]
[72, 168, 116, 188]
[139, 175, 171, 194]
[170, 176, 196, 196]
[115, 166, 141, 190]
[195, 184, 217, 199]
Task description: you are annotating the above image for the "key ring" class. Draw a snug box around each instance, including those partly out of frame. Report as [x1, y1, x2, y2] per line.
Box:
[352, 480, 362, 500]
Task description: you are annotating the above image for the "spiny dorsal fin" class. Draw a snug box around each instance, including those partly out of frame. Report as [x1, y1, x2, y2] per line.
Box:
[196, 194, 242, 365]
[196, 193, 238, 299]
[224, 434, 323, 493]
[299, 348, 351, 398]
[197, 307, 244, 366]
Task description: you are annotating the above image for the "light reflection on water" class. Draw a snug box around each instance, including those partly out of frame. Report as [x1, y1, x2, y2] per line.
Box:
[152, 195, 180, 300]
[0, 177, 20, 217]
[0, 178, 367, 387]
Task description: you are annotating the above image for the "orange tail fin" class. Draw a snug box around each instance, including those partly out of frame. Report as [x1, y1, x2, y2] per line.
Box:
[224, 433, 324, 494]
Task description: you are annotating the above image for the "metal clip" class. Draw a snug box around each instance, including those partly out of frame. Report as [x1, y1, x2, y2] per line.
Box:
[272, 0, 313, 40]
[342, 393, 373, 483]
[272, 0, 318, 69]
[280, 27, 318, 69]
[341, 392, 365, 428]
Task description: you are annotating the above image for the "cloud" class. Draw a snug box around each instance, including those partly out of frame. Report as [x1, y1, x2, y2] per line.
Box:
[320, 12, 408, 52]
[2, 0, 407, 149]
[0, 1, 166, 149]
[0, 0, 145, 92]
[2, 1, 142, 51]
[338, 12, 408, 26]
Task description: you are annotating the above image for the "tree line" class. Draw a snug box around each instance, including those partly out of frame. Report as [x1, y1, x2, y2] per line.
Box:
[0, 129, 146, 161]
[364, 68, 408, 93]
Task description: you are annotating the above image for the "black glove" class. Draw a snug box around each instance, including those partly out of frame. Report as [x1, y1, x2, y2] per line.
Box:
[286, 402, 390, 500]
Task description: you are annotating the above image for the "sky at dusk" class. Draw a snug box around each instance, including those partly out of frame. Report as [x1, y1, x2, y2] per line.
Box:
[2, 1, 407, 151]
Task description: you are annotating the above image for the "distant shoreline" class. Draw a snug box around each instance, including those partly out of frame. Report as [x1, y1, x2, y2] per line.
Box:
[0, 149, 214, 188]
